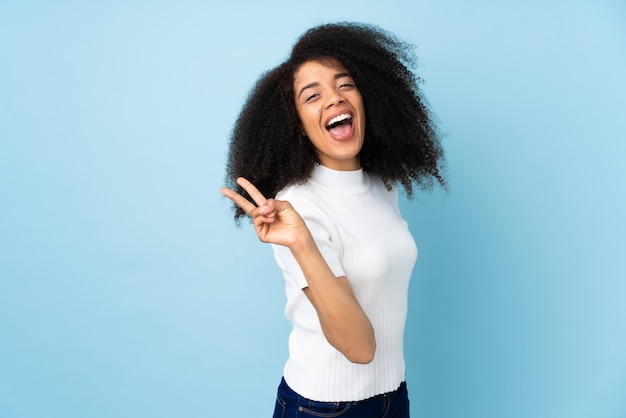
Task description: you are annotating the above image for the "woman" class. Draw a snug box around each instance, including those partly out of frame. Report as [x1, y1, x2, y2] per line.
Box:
[222, 22, 445, 417]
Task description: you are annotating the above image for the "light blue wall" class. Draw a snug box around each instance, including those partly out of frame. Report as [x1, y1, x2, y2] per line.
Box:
[1, 1, 624, 417]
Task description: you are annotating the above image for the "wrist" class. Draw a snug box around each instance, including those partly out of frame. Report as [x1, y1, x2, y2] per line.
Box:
[288, 226, 316, 255]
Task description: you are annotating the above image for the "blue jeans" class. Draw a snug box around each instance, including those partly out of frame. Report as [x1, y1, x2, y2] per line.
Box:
[272, 378, 409, 417]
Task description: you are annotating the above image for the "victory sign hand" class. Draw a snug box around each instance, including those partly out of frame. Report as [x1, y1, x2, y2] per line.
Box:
[221, 178, 307, 248]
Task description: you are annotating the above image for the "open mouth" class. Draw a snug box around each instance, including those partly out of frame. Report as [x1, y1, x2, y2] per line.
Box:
[325, 113, 354, 140]
[326, 113, 353, 130]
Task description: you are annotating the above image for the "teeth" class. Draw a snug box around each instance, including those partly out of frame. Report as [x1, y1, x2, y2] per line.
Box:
[327, 113, 352, 128]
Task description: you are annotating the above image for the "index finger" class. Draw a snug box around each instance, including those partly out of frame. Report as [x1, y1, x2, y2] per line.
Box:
[220, 186, 258, 216]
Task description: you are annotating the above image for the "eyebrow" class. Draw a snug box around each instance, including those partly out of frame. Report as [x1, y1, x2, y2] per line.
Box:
[297, 72, 352, 99]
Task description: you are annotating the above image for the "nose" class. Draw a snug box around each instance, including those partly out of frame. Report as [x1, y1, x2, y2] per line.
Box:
[325, 90, 345, 108]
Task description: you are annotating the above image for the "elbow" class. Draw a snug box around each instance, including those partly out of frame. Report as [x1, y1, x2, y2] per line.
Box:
[344, 341, 376, 364]
[348, 352, 375, 365]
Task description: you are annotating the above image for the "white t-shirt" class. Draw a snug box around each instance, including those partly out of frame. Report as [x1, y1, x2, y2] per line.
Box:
[272, 164, 418, 402]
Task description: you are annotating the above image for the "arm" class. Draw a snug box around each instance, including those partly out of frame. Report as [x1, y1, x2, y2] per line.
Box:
[222, 178, 376, 364]
[291, 227, 375, 364]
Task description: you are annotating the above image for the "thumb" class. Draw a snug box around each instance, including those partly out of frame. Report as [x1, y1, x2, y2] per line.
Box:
[259, 198, 279, 214]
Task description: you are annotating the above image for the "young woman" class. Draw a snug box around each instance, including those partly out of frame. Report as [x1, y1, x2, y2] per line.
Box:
[222, 22, 445, 418]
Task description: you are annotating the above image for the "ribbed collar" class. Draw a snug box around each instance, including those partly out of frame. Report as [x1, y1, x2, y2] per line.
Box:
[309, 164, 371, 194]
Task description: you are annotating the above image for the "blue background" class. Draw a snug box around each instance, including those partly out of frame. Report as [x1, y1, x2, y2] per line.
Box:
[1, 1, 625, 417]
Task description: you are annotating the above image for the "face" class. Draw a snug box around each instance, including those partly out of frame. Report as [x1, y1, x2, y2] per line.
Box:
[293, 59, 366, 171]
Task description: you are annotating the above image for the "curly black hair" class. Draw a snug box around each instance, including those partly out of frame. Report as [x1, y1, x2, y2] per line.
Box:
[225, 22, 446, 219]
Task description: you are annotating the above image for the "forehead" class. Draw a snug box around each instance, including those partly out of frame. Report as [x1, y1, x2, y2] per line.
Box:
[293, 59, 349, 85]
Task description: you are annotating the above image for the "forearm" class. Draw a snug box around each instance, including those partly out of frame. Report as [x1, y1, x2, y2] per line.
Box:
[221, 182, 375, 363]
[290, 230, 376, 364]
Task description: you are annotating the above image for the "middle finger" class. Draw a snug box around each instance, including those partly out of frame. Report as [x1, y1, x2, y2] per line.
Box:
[236, 177, 268, 207]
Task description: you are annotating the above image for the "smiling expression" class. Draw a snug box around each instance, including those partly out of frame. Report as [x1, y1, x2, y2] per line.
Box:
[293, 59, 366, 171]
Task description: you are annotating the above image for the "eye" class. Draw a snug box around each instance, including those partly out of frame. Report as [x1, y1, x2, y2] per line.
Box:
[304, 93, 319, 103]
[338, 80, 357, 92]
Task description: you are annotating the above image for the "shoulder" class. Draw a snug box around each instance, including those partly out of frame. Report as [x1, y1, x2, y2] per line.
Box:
[276, 181, 321, 215]
[368, 172, 399, 199]
[276, 181, 338, 232]
[276, 181, 323, 211]
[275, 180, 306, 201]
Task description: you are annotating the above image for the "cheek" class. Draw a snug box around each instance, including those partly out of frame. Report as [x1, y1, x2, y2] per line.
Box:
[300, 108, 321, 129]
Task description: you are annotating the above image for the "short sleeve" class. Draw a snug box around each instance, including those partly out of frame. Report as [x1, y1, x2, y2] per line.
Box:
[271, 198, 345, 290]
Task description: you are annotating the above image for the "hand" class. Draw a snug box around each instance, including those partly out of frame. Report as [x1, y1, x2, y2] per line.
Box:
[221, 177, 308, 247]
